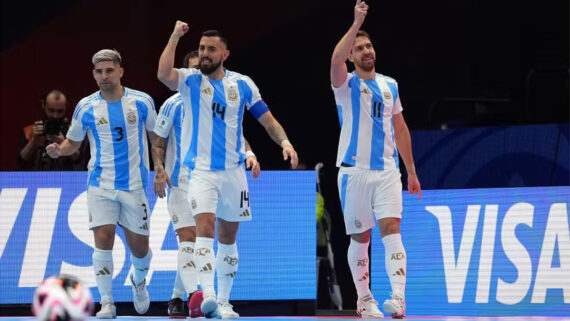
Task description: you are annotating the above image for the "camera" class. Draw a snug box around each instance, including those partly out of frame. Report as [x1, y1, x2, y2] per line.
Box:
[43, 118, 68, 136]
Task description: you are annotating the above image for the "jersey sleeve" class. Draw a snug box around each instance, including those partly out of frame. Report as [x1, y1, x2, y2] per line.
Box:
[176, 68, 199, 95]
[331, 73, 352, 95]
[243, 76, 269, 119]
[66, 101, 89, 142]
[153, 99, 178, 138]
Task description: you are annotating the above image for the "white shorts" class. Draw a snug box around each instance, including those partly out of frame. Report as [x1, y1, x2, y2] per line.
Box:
[87, 186, 150, 236]
[167, 186, 196, 231]
[337, 166, 402, 235]
[187, 166, 251, 222]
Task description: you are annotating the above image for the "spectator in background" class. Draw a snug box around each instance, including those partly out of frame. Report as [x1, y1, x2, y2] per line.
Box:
[18, 89, 87, 170]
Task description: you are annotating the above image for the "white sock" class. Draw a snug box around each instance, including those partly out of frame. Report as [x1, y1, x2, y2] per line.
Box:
[172, 271, 185, 300]
[194, 237, 216, 297]
[131, 249, 152, 285]
[382, 233, 406, 297]
[347, 238, 372, 299]
[215, 242, 238, 303]
[93, 248, 113, 303]
[178, 241, 198, 294]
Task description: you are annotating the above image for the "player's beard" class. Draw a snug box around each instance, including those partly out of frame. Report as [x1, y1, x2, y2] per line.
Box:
[199, 57, 222, 75]
[356, 55, 375, 72]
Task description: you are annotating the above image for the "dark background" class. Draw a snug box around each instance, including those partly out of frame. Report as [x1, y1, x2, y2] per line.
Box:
[1, 0, 568, 311]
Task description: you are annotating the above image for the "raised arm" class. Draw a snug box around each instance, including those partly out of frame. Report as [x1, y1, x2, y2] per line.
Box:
[257, 112, 298, 169]
[157, 21, 189, 91]
[393, 113, 421, 200]
[331, 0, 368, 88]
[45, 139, 83, 159]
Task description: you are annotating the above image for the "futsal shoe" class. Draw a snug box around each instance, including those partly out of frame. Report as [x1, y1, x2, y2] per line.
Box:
[382, 293, 406, 319]
[217, 301, 239, 319]
[188, 290, 205, 318]
[129, 272, 150, 314]
[201, 294, 220, 318]
[168, 297, 186, 318]
[356, 295, 384, 318]
[96, 298, 117, 319]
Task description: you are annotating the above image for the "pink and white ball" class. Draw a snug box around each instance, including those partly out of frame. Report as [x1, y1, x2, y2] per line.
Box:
[33, 275, 94, 321]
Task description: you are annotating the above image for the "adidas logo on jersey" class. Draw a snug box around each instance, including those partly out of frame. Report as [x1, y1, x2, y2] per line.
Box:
[96, 117, 109, 126]
[201, 88, 213, 95]
[361, 88, 371, 95]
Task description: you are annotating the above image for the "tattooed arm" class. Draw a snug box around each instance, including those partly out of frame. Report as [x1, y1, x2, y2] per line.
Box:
[151, 134, 172, 198]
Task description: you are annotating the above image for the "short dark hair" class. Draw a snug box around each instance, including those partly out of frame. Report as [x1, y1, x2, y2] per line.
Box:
[201, 29, 229, 48]
[183, 50, 199, 68]
[356, 30, 372, 43]
[41, 89, 66, 107]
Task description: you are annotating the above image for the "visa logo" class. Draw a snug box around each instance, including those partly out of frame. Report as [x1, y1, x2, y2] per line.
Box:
[427, 202, 569, 304]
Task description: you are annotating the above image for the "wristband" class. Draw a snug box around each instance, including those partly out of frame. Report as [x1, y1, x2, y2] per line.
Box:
[245, 150, 256, 158]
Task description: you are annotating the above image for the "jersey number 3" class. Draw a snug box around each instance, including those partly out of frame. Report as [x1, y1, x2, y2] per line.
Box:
[114, 126, 124, 141]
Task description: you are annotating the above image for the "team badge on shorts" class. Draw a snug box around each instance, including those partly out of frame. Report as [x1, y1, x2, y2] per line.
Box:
[171, 214, 179, 224]
[354, 218, 362, 229]
[191, 198, 197, 209]
[126, 110, 137, 124]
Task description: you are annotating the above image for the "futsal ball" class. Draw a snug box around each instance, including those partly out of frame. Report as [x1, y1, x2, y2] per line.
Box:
[32, 275, 94, 321]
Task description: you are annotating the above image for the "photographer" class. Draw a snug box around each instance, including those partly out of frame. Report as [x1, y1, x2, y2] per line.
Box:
[18, 89, 87, 170]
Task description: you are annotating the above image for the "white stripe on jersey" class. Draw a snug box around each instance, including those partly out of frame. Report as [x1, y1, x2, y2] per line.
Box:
[67, 88, 157, 190]
[176, 68, 263, 171]
[153, 93, 189, 188]
[332, 72, 402, 170]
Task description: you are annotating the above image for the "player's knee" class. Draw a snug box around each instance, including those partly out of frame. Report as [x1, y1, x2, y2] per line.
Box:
[177, 227, 196, 242]
[379, 218, 401, 237]
[350, 230, 371, 243]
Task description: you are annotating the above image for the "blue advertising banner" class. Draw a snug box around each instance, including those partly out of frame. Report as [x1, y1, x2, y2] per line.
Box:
[0, 171, 316, 304]
[371, 187, 569, 316]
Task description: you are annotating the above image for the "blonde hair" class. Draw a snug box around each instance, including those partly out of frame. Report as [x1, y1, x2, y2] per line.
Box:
[92, 49, 122, 66]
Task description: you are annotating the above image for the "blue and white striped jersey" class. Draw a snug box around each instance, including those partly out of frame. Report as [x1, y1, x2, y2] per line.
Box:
[176, 68, 269, 171]
[332, 72, 403, 171]
[153, 93, 189, 188]
[67, 88, 157, 190]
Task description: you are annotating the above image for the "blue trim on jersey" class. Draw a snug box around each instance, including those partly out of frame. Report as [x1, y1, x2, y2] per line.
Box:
[249, 101, 269, 119]
[387, 81, 398, 102]
[74, 95, 97, 120]
[84, 108, 102, 187]
[340, 174, 349, 213]
[236, 80, 252, 164]
[135, 100, 149, 188]
[343, 75, 361, 166]
[107, 101, 129, 190]
[336, 104, 343, 127]
[184, 74, 202, 169]
[171, 105, 183, 187]
[209, 79, 227, 170]
[366, 79, 385, 170]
